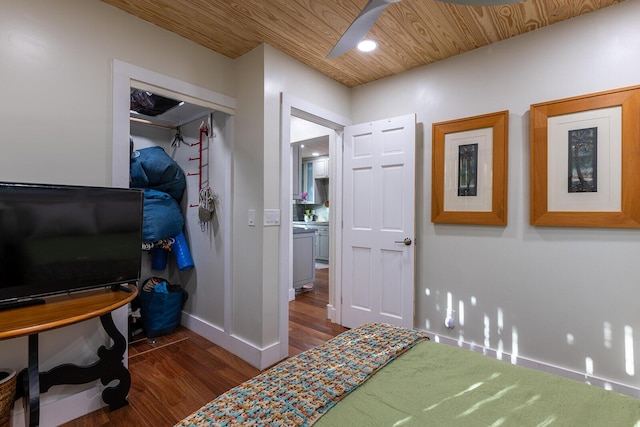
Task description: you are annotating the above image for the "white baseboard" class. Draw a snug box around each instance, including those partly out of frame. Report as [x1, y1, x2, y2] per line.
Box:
[326, 304, 336, 323]
[289, 288, 296, 301]
[180, 312, 285, 370]
[430, 333, 640, 399]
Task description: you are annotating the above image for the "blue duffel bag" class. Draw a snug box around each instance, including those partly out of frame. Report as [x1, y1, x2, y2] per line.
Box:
[140, 278, 187, 338]
[142, 189, 184, 242]
[131, 146, 186, 201]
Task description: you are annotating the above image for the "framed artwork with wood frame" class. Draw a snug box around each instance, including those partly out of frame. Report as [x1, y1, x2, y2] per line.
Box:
[431, 110, 508, 225]
[530, 85, 640, 228]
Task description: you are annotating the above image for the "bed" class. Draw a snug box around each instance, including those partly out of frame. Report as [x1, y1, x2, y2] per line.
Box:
[176, 323, 640, 426]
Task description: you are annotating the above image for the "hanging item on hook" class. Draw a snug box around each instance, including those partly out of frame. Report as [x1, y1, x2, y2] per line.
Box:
[171, 126, 185, 147]
[198, 187, 216, 223]
[199, 121, 209, 136]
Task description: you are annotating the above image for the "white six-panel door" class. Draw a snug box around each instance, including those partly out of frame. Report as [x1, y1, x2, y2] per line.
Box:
[341, 114, 416, 328]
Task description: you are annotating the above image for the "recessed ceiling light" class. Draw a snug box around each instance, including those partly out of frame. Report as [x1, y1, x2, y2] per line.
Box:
[357, 39, 377, 53]
[312, 152, 320, 157]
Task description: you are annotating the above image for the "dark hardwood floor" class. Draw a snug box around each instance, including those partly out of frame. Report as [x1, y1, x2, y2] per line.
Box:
[61, 266, 346, 426]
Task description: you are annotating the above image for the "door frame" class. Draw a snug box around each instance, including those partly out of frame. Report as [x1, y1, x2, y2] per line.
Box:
[279, 94, 351, 359]
[112, 59, 236, 339]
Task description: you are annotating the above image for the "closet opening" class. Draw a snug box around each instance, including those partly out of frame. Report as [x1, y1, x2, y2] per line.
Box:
[112, 60, 235, 350]
[128, 85, 215, 307]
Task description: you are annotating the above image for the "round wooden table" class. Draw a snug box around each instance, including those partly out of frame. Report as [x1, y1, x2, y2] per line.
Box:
[0, 285, 137, 426]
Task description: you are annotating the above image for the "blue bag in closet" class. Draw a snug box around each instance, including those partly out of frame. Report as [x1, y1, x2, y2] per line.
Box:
[140, 278, 187, 338]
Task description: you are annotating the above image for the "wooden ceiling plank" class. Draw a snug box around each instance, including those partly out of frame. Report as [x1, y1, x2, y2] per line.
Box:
[226, 0, 342, 60]
[434, 4, 496, 49]
[396, 1, 477, 63]
[99, 0, 624, 88]
[414, 1, 480, 52]
[254, 0, 403, 85]
[254, 0, 364, 64]
[274, 0, 366, 45]
[384, 6, 451, 65]
[102, 0, 260, 58]
[456, 5, 519, 45]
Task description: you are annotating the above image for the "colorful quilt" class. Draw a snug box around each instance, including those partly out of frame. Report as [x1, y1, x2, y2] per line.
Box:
[175, 323, 429, 427]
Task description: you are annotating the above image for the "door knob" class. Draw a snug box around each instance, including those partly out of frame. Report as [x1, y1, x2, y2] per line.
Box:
[394, 238, 412, 246]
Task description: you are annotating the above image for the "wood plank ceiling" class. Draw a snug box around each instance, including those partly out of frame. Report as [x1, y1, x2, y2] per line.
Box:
[101, 0, 623, 88]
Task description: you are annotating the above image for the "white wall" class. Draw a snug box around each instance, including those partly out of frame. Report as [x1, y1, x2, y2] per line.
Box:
[232, 45, 266, 347]
[351, 1, 640, 392]
[230, 44, 350, 363]
[290, 117, 332, 142]
[263, 45, 350, 347]
[0, 0, 236, 424]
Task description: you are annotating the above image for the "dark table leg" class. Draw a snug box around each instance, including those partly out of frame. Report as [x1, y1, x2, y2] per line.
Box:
[15, 312, 131, 426]
[21, 334, 40, 427]
[38, 312, 131, 410]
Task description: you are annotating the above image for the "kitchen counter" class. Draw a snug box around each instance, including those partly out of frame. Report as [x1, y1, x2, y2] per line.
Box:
[293, 221, 330, 227]
[293, 227, 316, 234]
[293, 222, 329, 263]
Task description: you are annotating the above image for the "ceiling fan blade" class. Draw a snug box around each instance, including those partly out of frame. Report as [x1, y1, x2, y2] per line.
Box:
[326, 0, 520, 58]
[327, 0, 403, 59]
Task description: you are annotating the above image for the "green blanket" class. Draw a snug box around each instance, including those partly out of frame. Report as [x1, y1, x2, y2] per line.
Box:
[317, 341, 640, 427]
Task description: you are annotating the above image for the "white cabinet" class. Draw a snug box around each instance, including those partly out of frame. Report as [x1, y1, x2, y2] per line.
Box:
[314, 157, 329, 179]
[298, 157, 328, 204]
[292, 144, 301, 199]
[317, 226, 329, 262]
[301, 160, 315, 203]
[303, 223, 329, 262]
[293, 230, 315, 289]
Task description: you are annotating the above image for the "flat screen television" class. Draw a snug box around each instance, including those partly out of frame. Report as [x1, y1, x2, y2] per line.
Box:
[0, 182, 144, 309]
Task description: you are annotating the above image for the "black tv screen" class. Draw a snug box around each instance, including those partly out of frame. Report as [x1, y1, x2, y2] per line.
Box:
[0, 182, 143, 306]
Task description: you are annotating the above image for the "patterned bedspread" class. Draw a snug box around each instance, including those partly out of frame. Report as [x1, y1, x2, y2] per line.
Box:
[176, 323, 429, 426]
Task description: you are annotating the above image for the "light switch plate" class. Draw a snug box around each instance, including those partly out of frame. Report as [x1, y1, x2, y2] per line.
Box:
[264, 209, 280, 226]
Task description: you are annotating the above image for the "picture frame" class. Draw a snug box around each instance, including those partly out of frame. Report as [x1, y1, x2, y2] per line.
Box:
[432, 110, 508, 225]
[530, 85, 640, 228]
